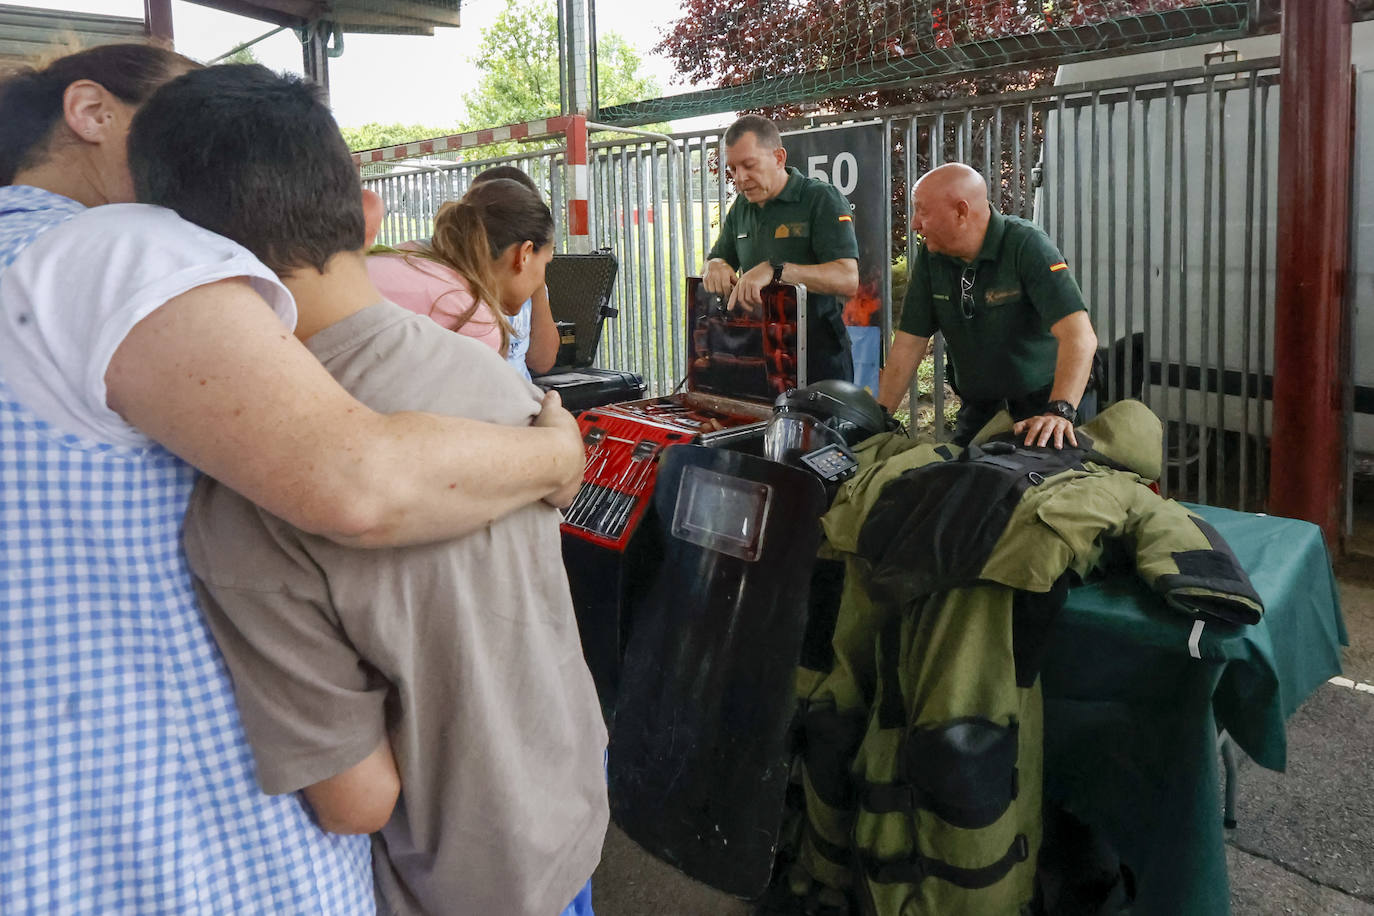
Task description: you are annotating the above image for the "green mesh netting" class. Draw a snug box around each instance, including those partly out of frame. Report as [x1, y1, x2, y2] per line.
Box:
[602, 0, 1253, 124]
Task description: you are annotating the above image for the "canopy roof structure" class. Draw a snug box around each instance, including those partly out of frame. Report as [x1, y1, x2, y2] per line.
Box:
[0, 1, 460, 71]
[0, 1, 462, 90]
[0, 4, 144, 69]
[182, 1, 460, 36]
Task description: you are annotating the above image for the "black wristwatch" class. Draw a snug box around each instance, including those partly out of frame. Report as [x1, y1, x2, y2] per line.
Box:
[1045, 399, 1078, 424]
[770, 260, 786, 284]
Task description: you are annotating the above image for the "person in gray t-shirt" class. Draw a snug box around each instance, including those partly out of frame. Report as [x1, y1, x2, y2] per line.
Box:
[130, 66, 608, 916]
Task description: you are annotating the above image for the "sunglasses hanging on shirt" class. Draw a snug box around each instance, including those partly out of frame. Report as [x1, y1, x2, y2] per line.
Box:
[960, 264, 978, 319]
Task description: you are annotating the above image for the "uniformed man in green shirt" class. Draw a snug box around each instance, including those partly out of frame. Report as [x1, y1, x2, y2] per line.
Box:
[704, 115, 860, 383]
[877, 163, 1099, 448]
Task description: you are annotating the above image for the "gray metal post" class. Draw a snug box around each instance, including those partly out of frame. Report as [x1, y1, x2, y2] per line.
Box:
[144, 0, 172, 42]
[300, 20, 332, 99]
[558, 0, 591, 116]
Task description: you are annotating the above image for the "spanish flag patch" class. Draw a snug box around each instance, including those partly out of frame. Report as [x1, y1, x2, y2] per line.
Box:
[838, 215, 852, 222]
[1049, 261, 1068, 272]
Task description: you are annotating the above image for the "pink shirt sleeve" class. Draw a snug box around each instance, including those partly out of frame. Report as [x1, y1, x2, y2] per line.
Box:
[366, 250, 504, 353]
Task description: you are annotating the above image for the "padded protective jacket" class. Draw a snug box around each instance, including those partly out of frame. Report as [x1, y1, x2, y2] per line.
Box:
[787, 400, 1262, 916]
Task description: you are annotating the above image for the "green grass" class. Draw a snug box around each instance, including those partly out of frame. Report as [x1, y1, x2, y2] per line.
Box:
[895, 353, 960, 435]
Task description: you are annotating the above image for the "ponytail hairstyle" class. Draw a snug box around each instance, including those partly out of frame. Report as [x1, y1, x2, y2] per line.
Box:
[0, 43, 197, 185]
[392, 178, 555, 354]
[460, 178, 555, 254]
[402, 198, 514, 353]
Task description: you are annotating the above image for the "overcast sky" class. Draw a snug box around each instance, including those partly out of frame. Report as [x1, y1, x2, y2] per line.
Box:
[12, 0, 714, 129]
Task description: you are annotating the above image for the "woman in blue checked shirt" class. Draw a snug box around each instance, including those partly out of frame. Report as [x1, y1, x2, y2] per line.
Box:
[0, 45, 585, 915]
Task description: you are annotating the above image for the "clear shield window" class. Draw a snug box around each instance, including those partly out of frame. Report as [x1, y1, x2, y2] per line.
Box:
[671, 466, 773, 561]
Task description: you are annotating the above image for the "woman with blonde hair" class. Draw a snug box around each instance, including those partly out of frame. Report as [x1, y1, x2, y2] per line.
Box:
[367, 177, 555, 361]
[468, 165, 561, 379]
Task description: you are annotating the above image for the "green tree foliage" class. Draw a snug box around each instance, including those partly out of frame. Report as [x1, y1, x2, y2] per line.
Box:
[461, 0, 663, 130]
[220, 46, 261, 65]
[339, 0, 663, 155]
[594, 33, 663, 116]
[461, 0, 561, 128]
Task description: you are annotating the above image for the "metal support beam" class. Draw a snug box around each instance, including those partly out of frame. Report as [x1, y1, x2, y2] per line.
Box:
[587, 0, 598, 119]
[1270, 0, 1352, 543]
[300, 20, 332, 100]
[557, 0, 590, 116]
[144, 0, 173, 42]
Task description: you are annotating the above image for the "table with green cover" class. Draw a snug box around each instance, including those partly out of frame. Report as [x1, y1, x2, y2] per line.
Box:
[1044, 504, 1348, 916]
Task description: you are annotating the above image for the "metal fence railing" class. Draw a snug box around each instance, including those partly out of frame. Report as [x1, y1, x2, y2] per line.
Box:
[360, 57, 1290, 512]
[1038, 60, 1282, 509]
[589, 132, 725, 394]
[586, 59, 1284, 510]
[364, 149, 568, 251]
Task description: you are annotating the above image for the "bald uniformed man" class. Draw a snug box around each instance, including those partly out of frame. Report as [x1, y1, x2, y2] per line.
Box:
[703, 115, 861, 383]
[877, 163, 1099, 448]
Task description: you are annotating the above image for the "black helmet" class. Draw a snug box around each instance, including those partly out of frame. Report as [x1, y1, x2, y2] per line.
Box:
[764, 379, 886, 467]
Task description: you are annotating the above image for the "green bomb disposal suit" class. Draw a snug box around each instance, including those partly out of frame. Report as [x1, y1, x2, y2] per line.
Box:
[708, 166, 860, 383]
[900, 211, 1087, 420]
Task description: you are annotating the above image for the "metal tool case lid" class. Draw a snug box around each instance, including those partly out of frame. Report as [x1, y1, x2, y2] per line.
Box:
[684, 276, 808, 407]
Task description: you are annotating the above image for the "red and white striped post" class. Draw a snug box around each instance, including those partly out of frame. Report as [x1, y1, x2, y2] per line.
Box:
[562, 114, 591, 252]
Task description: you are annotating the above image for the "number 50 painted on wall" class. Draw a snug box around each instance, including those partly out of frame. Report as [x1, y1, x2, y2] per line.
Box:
[806, 152, 860, 196]
[780, 123, 884, 292]
[782, 122, 887, 390]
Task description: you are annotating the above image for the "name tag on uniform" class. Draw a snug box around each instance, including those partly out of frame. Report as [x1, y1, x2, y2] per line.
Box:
[737, 233, 749, 239]
[933, 293, 950, 301]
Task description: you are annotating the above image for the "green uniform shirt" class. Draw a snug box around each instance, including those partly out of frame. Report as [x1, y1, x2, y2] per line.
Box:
[708, 167, 860, 349]
[898, 211, 1086, 401]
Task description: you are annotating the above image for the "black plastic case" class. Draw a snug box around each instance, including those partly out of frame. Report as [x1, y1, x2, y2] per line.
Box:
[532, 248, 646, 411]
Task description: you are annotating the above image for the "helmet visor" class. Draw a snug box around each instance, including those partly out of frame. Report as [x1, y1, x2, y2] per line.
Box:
[764, 412, 845, 466]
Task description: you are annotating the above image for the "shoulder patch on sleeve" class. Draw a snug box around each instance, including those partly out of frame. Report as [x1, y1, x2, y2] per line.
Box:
[1049, 261, 1068, 272]
[838, 214, 852, 222]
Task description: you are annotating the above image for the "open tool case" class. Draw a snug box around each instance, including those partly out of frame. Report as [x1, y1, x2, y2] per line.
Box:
[560, 277, 807, 705]
[562, 277, 808, 547]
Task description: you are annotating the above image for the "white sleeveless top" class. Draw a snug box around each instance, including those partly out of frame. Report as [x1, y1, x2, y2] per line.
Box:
[506, 295, 534, 380]
[0, 186, 374, 914]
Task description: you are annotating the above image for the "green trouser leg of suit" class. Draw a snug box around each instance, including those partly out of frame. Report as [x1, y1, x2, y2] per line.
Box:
[793, 579, 1039, 915]
[852, 586, 1039, 916]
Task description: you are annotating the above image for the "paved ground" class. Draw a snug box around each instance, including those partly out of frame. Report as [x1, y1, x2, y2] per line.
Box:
[1340, 580, 1374, 685]
[593, 824, 752, 916]
[1226, 679, 1374, 911]
[592, 498, 1374, 916]
[1227, 845, 1374, 916]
